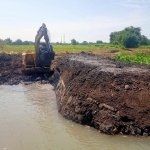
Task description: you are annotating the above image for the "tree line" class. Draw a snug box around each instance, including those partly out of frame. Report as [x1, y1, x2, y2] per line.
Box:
[1, 26, 150, 48]
[0, 38, 34, 45]
[54, 40, 105, 45]
[71, 26, 150, 48]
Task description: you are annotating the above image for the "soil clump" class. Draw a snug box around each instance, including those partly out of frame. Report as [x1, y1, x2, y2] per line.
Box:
[55, 52, 150, 136]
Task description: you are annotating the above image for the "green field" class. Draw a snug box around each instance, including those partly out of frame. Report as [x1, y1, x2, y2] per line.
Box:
[1, 44, 150, 64]
[0, 44, 121, 53]
[0, 45, 34, 53]
[0, 44, 150, 53]
[116, 53, 150, 64]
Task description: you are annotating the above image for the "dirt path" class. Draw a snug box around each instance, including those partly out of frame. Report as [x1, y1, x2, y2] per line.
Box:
[55, 52, 150, 136]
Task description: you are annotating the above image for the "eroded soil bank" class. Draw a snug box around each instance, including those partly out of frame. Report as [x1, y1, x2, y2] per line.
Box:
[55, 52, 150, 136]
[1, 52, 150, 136]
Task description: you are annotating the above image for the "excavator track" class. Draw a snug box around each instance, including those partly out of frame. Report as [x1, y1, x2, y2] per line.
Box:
[22, 67, 54, 75]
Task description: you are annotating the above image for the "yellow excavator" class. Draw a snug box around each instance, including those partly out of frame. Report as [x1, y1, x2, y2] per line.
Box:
[22, 23, 55, 74]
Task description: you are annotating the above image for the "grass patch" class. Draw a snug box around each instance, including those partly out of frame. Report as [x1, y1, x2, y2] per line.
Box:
[115, 53, 150, 64]
[0, 45, 34, 53]
[0, 45, 119, 55]
[0, 45, 150, 59]
[139, 45, 150, 49]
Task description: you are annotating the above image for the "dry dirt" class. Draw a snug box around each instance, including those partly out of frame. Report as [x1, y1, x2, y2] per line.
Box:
[55, 52, 150, 136]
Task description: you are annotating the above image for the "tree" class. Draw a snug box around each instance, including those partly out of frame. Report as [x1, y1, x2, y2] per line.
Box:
[89, 42, 94, 45]
[71, 39, 77, 45]
[0, 39, 3, 44]
[4, 38, 12, 45]
[140, 35, 149, 45]
[96, 40, 103, 44]
[22, 41, 30, 45]
[82, 41, 88, 45]
[13, 39, 22, 45]
[122, 33, 139, 48]
[76, 41, 79, 45]
[110, 32, 117, 44]
[28, 41, 34, 45]
[109, 26, 149, 48]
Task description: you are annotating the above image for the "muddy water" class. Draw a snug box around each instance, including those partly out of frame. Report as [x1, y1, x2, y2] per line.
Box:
[0, 84, 150, 150]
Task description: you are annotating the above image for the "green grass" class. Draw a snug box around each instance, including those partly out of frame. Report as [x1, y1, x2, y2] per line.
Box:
[115, 53, 150, 64]
[51, 44, 123, 55]
[1, 45, 150, 65]
[139, 45, 150, 49]
[0, 44, 121, 54]
[0, 45, 34, 53]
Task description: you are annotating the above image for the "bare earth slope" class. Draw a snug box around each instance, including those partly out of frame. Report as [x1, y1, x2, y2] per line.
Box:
[55, 52, 150, 136]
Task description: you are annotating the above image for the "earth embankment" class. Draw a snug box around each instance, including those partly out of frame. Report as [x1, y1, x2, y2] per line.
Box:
[55, 52, 150, 136]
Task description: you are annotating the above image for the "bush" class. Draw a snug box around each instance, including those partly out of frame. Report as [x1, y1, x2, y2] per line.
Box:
[122, 34, 139, 48]
[115, 53, 150, 64]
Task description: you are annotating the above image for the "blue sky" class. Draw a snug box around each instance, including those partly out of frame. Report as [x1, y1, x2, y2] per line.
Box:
[0, 0, 150, 43]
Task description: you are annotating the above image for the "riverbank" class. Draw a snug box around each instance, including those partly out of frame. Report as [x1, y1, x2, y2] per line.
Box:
[0, 52, 150, 136]
[55, 52, 150, 136]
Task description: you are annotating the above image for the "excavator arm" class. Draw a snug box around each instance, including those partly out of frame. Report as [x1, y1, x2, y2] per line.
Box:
[22, 23, 55, 74]
[34, 23, 54, 67]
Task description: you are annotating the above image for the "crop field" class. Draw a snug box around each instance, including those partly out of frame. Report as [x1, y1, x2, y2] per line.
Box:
[0, 44, 150, 64]
[0, 45, 34, 53]
[116, 53, 150, 64]
[0, 44, 120, 53]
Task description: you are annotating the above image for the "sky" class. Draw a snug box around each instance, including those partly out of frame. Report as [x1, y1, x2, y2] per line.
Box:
[0, 0, 150, 43]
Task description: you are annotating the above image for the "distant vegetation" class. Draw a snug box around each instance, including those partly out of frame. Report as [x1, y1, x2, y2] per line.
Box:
[116, 53, 150, 64]
[0, 26, 149, 49]
[110, 26, 150, 48]
[0, 26, 150, 64]
[0, 38, 34, 45]
[0, 44, 119, 53]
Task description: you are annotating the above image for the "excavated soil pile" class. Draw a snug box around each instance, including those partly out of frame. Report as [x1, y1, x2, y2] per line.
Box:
[55, 52, 150, 136]
[0, 53, 52, 85]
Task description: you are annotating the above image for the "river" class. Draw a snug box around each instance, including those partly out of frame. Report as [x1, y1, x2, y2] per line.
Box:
[0, 83, 150, 150]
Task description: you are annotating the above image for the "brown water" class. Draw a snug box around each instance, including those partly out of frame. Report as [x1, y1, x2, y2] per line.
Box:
[0, 83, 150, 150]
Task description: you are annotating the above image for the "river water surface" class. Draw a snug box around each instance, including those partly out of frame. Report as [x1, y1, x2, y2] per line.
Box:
[0, 83, 150, 150]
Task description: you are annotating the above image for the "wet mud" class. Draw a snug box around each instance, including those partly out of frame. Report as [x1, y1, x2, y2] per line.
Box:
[55, 52, 150, 136]
[0, 53, 53, 85]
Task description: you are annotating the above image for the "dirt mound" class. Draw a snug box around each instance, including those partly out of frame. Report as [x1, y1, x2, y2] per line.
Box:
[0, 53, 53, 85]
[55, 52, 150, 136]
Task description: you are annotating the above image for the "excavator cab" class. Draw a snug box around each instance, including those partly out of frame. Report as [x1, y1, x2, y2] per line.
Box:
[38, 45, 54, 66]
[22, 23, 55, 74]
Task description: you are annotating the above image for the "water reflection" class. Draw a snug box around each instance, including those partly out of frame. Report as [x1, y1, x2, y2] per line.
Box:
[0, 84, 150, 150]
